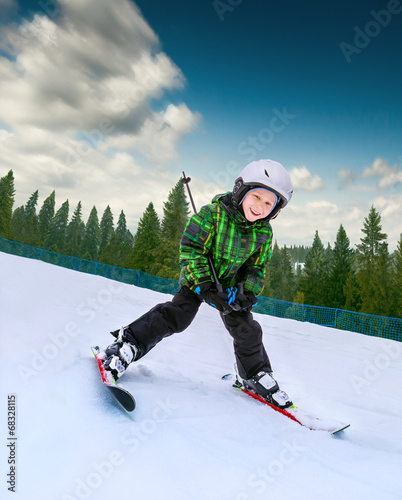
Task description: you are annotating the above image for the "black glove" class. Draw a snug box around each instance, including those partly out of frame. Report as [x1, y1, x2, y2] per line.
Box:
[195, 282, 233, 314]
[234, 289, 258, 312]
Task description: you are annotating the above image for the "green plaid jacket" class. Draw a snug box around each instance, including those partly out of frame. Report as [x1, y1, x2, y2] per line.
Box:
[179, 192, 273, 295]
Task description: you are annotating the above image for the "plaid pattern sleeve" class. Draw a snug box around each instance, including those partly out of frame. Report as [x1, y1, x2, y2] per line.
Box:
[179, 205, 216, 289]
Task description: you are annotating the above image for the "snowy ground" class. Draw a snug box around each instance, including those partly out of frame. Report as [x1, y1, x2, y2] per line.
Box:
[1, 251, 401, 500]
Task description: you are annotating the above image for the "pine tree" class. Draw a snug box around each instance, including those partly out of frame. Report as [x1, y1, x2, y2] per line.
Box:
[81, 206, 100, 261]
[44, 200, 69, 253]
[98, 206, 114, 263]
[261, 242, 277, 298]
[375, 241, 393, 316]
[262, 243, 295, 301]
[343, 272, 361, 312]
[38, 191, 55, 244]
[65, 202, 85, 257]
[280, 246, 296, 301]
[21, 190, 40, 246]
[327, 224, 354, 308]
[126, 202, 161, 273]
[0, 170, 15, 239]
[11, 206, 25, 242]
[355, 206, 392, 316]
[287, 244, 311, 267]
[161, 180, 190, 241]
[158, 179, 190, 279]
[325, 242, 333, 266]
[299, 231, 329, 306]
[392, 234, 402, 318]
[107, 210, 133, 267]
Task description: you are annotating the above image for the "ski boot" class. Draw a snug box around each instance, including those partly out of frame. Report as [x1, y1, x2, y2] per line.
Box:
[235, 368, 293, 409]
[98, 327, 139, 382]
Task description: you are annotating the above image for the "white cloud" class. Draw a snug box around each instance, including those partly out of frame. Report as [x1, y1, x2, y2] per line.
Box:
[111, 103, 201, 164]
[378, 170, 402, 189]
[373, 195, 402, 249]
[343, 205, 363, 223]
[362, 158, 390, 178]
[273, 200, 340, 248]
[0, 0, 201, 231]
[338, 158, 402, 191]
[374, 194, 402, 217]
[289, 165, 323, 191]
[0, 125, 180, 229]
[0, 6, 188, 134]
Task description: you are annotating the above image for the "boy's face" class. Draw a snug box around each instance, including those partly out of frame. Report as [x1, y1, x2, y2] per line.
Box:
[242, 189, 277, 222]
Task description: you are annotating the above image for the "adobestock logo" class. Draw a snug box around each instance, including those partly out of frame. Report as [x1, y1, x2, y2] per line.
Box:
[350, 341, 401, 395]
[213, 0, 244, 22]
[340, 0, 402, 63]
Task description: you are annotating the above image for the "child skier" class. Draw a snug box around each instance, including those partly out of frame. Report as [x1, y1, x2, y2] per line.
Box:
[99, 159, 294, 408]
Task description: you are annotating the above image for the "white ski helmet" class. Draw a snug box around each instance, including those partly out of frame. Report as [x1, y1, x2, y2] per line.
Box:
[232, 159, 293, 220]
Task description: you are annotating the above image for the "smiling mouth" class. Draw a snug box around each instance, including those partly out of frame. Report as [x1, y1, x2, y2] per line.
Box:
[250, 208, 261, 217]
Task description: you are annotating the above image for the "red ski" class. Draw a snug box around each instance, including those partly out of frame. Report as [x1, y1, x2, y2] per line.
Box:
[222, 374, 349, 435]
[92, 346, 136, 412]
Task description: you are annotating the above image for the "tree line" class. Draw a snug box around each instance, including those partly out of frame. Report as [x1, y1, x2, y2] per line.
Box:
[0, 169, 189, 278]
[0, 169, 401, 318]
[262, 215, 401, 319]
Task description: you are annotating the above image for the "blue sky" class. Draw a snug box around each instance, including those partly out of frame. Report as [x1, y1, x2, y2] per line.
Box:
[0, 0, 401, 250]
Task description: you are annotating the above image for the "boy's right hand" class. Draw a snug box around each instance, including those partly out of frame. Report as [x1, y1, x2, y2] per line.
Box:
[195, 282, 233, 313]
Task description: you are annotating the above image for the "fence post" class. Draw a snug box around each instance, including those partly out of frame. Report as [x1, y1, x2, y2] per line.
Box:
[334, 308, 339, 328]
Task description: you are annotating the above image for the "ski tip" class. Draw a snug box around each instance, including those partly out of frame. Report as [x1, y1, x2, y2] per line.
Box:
[331, 423, 350, 435]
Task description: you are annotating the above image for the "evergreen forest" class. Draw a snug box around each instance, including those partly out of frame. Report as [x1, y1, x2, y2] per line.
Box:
[0, 169, 401, 318]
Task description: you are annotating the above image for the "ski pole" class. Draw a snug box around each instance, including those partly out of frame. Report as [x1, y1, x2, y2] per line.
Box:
[181, 172, 241, 312]
[182, 172, 221, 290]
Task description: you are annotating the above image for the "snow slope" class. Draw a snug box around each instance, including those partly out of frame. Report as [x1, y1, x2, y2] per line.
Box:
[1, 251, 401, 500]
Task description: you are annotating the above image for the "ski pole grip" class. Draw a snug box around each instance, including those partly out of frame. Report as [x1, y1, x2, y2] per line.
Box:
[228, 282, 243, 312]
[181, 171, 197, 214]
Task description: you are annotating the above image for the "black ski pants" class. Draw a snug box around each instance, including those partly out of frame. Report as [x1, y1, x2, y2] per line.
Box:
[122, 286, 272, 380]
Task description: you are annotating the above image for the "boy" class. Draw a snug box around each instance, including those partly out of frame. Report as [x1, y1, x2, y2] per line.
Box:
[99, 159, 294, 408]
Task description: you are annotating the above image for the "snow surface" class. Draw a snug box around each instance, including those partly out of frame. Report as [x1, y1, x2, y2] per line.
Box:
[1, 251, 402, 500]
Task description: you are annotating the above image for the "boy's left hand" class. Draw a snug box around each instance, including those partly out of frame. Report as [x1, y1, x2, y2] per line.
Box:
[233, 289, 258, 311]
[206, 289, 234, 313]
